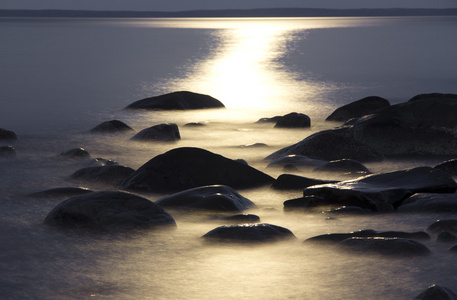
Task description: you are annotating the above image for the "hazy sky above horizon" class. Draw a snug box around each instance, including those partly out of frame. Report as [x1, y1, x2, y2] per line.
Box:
[1, 0, 456, 11]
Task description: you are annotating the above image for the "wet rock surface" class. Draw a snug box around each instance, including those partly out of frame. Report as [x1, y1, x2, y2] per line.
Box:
[124, 91, 225, 110]
[202, 223, 296, 243]
[313, 158, 370, 174]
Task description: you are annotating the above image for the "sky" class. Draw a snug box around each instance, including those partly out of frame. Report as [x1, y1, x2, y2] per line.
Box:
[1, 0, 456, 11]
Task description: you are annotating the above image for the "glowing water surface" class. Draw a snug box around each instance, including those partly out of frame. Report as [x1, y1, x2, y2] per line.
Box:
[1, 17, 457, 299]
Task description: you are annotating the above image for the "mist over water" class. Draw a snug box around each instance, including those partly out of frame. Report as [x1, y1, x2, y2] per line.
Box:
[1, 16, 457, 299]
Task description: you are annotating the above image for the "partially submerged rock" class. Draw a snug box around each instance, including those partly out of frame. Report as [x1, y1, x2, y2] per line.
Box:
[70, 165, 135, 187]
[213, 214, 260, 224]
[124, 91, 225, 110]
[60, 148, 91, 159]
[90, 120, 134, 134]
[272, 174, 337, 190]
[202, 223, 296, 243]
[414, 284, 457, 300]
[267, 155, 327, 169]
[44, 191, 176, 230]
[434, 158, 457, 176]
[0, 128, 18, 141]
[0, 145, 16, 157]
[304, 229, 430, 244]
[325, 96, 390, 122]
[313, 159, 370, 174]
[335, 237, 430, 256]
[130, 123, 180, 142]
[427, 219, 457, 234]
[155, 185, 256, 212]
[274, 112, 311, 128]
[398, 193, 457, 213]
[122, 147, 274, 193]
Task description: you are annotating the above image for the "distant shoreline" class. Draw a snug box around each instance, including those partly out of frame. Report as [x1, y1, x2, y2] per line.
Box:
[1, 8, 457, 18]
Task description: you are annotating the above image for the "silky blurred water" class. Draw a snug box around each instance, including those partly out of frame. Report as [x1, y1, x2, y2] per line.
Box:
[1, 16, 457, 299]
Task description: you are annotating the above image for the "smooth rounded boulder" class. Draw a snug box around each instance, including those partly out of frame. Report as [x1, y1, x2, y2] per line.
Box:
[202, 223, 296, 243]
[90, 120, 134, 134]
[130, 123, 180, 142]
[325, 96, 390, 122]
[155, 185, 256, 212]
[44, 191, 176, 230]
[122, 147, 275, 193]
[274, 112, 311, 128]
[335, 237, 430, 256]
[124, 91, 225, 110]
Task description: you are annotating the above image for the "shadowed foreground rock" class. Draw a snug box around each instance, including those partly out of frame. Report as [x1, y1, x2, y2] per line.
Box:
[202, 223, 296, 243]
[414, 284, 457, 300]
[304, 229, 430, 244]
[124, 91, 225, 110]
[155, 185, 256, 212]
[44, 191, 176, 231]
[325, 96, 390, 122]
[90, 120, 134, 134]
[122, 147, 274, 193]
[335, 237, 430, 256]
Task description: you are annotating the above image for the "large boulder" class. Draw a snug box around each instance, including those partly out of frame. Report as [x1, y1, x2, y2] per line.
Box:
[291, 167, 457, 212]
[70, 165, 135, 187]
[155, 185, 256, 212]
[122, 147, 274, 193]
[265, 128, 383, 162]
[130, 123, 180, 142]
[0, 128, 18, 141]
[90, 120, 134, 134]
[397, 193, 457, 213]
[414, 284, 457, 300]
[274, 112, 311, 128]
[44, 191, 176, 230]
[202, 223, 296, 243]
[124, 91, 225, 110]
[335, 237, 430, 256]
[325, 96, 390, 122]
[352, 93, 457, 156]
[304, 229, 430, 244]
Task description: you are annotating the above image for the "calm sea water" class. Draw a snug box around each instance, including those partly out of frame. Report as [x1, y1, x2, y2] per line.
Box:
[1, 16, 457, 299]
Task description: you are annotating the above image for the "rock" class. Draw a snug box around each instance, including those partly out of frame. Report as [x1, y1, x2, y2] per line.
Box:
[325, 206, 371, 214]
[272, 174, 337, 190]
[130, 123, 180, 142]
[427, 220, 457, 234]
[184, 122, 207, 127]
[267, 155, 327, 169]
[304, 229, 430, 244]
[90, 120, 134, 134]
[70, 165, 135, 187]
[414, 284, 457, 300]
[124, 91, 225, 110]
[434, 159, 457, 176]
[27, 187, 93, 198]
[313, 159, 370, 174]
[0, 128, 18, 141]
[449, 245, 457, 253]
[437, 231, 457, 243]
[255, 116, 282, 124]
[202, 223, 296, 243]
[352, 93, 457, 156]
[397, 193, 457, 213]
[325, 96, 390, 122]
[44, 191, 176, 230]
[85, 158, 119, 167]
[335, 237, 430, 256]
[265, 128, 383, 162]
[0, 146, 16, 157]
[300, 167, 457, 212]
[283, 196, 324, 211]
[122, 147, 274, 193]
[237, 143, 269, 148]
[155, 185, 256, 212]
[213, 214, 260, 224]
[60, 148, 90, 159]
[274, 112, 311, 128]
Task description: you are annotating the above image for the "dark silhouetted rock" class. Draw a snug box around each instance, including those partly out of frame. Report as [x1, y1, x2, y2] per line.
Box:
[325, 206, 371, 214]
[300, 167, 457, 212]
[255, 116, 282, 124]
[313, 159, 370, 174]
[265, 128, 383, 162]
[122, 147, 274, 193]
[155, 185, 256, 212]
[85, 158, 118, 167]
[352, 93, 457, 156]
[427, 220, 457, 234]
[130, 123, 180, 142]
[0, 128, 18, 141]
[184, 122, 207, 127]
[304, 229, 430, 244]
[90, 120, 134, 134]
[274, 112, 311, 128]
[124, 91, 225, 110]
[213, 214, 260, 224]
[398, 193, 457, 213]
[437, 231, 457, 243]
[434, 159, 457, 176]
[70, 165, 135, 187]
[414, 284, 457, 300]
[60, 148, 90, 159]
[272, 174, 337, 190]
[0, 146, 16, 157]
[237, 143, 269, 148]
[335, 237, 430, 256]
[267, 155, 327, 169]
[44, 191, 176, 230]
[27, 187, 93, 198]
[325, 96, 390, 122]
[202, 223, 296, 243]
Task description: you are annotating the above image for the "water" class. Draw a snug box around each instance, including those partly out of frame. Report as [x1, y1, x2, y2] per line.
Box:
[1, 16, 457, 299]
